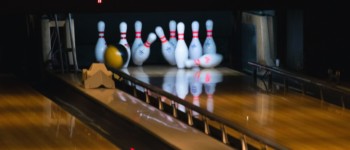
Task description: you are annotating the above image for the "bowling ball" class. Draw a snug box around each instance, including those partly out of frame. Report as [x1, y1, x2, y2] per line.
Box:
[104, 44, 128, 69]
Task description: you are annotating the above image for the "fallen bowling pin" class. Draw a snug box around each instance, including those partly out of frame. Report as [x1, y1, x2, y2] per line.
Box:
[155, 26, 176, 65]
[185, 53, 222, 68]
[169, 20, 177, 47]
[132, 32, 157, 66]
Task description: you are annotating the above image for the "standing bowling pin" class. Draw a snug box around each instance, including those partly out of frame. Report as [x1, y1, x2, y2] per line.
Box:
[169, 20, 177, 47]
[155, 26, 176, 65]
[185, 53, 222, 68]
[119, 22, 131, 68]
[132, 20, 143, 56]
[132, 33, 157, 66]
[203, 19, 216, 54]
[174, 22, 189, 69]
[189, 21, 203, 60]
[95, 21, 107, 63]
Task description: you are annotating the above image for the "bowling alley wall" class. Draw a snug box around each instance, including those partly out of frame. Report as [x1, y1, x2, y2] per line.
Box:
[1, 8, 350, 83]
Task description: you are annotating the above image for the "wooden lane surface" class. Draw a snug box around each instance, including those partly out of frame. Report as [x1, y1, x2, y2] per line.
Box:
[57, 73, 234, 150]
[124, 66, 350, 150]
[0, 75, 120, 150]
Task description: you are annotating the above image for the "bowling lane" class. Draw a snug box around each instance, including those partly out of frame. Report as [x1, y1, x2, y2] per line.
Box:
[0, 75, 120, 150]
[124, 66, 350, 149]
[56, 73, 234, 150]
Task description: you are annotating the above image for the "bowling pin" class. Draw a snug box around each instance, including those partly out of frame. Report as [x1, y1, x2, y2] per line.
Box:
[203, 19, 216, 54]
[174, 22, 189, 69]
[169, 20, 177, 47]
[189, 21, 203, 60]
[132, 20, 143, 56]
[95, 21, 107, 63]
[132, 32, 157, 66]
[185, 53, 222, 68]
[155, 26, 176, 65]
[119, 22, 131, 68]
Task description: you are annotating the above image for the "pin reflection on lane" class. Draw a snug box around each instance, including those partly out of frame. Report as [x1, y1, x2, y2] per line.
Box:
[187, 68, 203, 116]
[124, 67, 223, 114]
[176, 69, 189, 112]
[129, 67, 150, 92]
[165, 68, 223, 113]
[200, 69, 223, 112]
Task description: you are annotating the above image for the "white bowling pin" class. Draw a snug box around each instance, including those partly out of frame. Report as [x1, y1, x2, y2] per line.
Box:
[119, 22, 131, 68]
[174, 22, 189, 69]
[132, 33, 157, 66]
[95, 21, 107, 63]
[132, 20, 143, 56]
[169, 20, 177, 47]
[185, 53, 222, 68]
[203, 19, 216, 54]
[189, 21, 203, 60]
[155, 26, 176, 65]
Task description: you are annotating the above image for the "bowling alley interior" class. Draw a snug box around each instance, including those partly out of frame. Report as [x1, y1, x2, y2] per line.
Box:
[1, 1, 350, 150]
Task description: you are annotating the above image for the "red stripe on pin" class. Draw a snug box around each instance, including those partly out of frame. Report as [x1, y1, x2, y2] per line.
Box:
[145, 42, 150, 48]
[194, 59, 200, 65]
[207, 30, 212, 37]
[160, 36, 167, 43]
[205, 73, 211, 83]
[178, 33, 184, 40]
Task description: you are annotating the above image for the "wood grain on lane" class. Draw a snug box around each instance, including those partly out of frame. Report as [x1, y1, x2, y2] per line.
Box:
[0, 75, 120, 150]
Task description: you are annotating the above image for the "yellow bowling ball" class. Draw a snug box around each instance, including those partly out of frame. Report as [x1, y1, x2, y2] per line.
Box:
[104, 44, 128, 69]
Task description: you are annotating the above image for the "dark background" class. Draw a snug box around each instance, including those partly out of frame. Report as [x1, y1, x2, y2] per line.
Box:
[0, 0, 349, 83]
